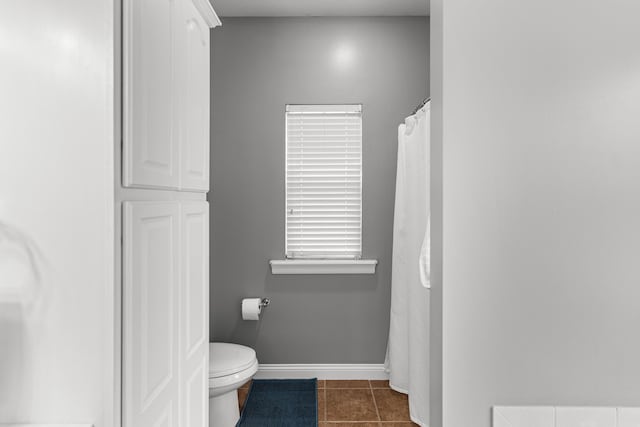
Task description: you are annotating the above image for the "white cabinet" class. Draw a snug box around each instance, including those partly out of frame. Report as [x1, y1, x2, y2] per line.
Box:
[121, 2, 218, 426]
[123, 0, 218, 191]
[123, 201, 210, 427]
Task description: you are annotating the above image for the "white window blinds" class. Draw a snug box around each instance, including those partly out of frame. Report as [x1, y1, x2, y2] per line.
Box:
[285, 104, 363, 259]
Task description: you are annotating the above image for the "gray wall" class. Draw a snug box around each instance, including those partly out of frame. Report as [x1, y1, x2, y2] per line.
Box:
[210, 17, 429, 363]
[432, 1, 640, 425]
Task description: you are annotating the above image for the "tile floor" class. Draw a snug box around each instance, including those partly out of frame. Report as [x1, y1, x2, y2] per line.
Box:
[238, 379, 419, 426]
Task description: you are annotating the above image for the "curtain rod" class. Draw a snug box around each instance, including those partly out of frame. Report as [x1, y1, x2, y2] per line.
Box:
[411, 97, 431, 115]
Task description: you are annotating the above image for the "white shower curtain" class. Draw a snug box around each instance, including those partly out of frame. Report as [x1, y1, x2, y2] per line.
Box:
[385, 101, 430, 427]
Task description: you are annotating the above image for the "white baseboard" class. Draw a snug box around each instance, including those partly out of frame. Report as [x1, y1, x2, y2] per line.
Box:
[254, 364, 388, 380]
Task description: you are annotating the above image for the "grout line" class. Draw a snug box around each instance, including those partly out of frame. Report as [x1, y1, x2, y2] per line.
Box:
[370, 380, 382, 423]
[324, 386, 327, 423]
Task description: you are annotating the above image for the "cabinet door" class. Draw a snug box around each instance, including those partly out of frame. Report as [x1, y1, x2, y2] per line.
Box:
[123, 202, 180, 427]
[123, 0, 180, 189]
[180, 201, 209, 426]
[176, 0, 210, 192]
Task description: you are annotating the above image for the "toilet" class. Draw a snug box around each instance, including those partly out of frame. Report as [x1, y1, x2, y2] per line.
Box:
[209, 342, 259, 427]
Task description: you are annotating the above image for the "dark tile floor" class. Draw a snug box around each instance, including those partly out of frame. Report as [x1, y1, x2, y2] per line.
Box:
[238, 379, 419, 426]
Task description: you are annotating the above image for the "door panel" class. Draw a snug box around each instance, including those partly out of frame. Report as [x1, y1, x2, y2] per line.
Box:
[123, 202, 180, 427]
[180, 201, 209, 426]
[184, 354, 208, 427]
[177, 1, 210, 191]
[123, 0, 180, 189]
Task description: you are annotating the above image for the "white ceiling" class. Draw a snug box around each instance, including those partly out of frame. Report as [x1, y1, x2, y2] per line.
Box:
[210, 0, 429, 17]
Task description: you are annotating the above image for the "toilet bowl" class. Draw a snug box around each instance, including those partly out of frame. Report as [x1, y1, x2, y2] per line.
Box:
[209, 342, 258, 427]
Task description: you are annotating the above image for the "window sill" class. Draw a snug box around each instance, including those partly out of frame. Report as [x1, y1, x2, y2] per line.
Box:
[269, 259, 378, 275]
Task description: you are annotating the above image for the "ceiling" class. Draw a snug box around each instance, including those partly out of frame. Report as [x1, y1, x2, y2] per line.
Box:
[210, 0, 429, 17]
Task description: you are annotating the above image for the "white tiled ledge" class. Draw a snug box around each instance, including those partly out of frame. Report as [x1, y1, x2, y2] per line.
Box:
[493, 406, 640, 427]
[0, 425, 93, 427]
[269, 259, 378, 275]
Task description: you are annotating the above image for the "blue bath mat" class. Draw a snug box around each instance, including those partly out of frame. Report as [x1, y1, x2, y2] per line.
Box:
[237, 378, 317, 427]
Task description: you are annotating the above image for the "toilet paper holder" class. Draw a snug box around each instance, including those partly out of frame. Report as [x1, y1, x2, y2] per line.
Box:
[260, 298, 270, 309]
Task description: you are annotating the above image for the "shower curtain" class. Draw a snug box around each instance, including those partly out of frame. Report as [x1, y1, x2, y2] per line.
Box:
[385, 101, 430, 427]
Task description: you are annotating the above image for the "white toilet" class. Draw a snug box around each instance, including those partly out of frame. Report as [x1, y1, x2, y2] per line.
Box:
[209, 342, 259, 427]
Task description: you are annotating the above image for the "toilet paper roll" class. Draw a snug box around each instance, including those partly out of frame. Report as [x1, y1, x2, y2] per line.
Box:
[242, 298, 262, 320]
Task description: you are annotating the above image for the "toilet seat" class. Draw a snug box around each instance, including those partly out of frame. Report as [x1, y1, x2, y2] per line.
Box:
[209, 343, 259, 392]
[209, 342, 257, 378]
[209, 358, 258, 390]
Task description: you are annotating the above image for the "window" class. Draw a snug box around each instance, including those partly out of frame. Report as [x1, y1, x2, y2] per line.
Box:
[285, 104, 362, 259]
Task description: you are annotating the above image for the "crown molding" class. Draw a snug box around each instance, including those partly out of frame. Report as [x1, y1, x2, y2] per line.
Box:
[192, 0, 221, 28]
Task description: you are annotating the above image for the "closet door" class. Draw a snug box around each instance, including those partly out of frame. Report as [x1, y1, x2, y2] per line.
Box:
[176, 0, 210, 192]
[123, 202, 180, 427]
[180, 201, 209, 426]
[123, 0, 180, 189]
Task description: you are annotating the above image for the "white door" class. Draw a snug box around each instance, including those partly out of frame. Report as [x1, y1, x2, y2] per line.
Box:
[123, 201, 180, 427]
[123, 0, 180, 189]
[176, 0, 211, 192]
[180, 201, 209, 426]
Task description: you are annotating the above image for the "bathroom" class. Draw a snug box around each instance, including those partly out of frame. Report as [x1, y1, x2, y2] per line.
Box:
[3, 0, 640, 427]
[209, 6, 429, 426]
